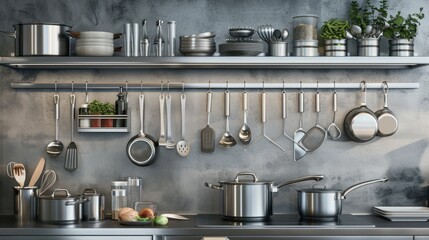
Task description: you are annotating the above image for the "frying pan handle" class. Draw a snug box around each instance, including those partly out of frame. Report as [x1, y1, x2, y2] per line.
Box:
[262, 91, 267, 123]
[360, 81, 367, 106]
[333, 92, 337, 112]
[205, 182, 223, 190]
[282, 91, 287, 119]
[382, 81, 389, 108]
[315, 92, 320, 113]
[274, 175, 324, 191]
[341, 177, 389, 199]
[139, 94, 144, 135]
[298, 91, 304, 113]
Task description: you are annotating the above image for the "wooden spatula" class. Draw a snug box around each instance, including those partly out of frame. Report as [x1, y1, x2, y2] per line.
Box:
[28, 157, 45, 187]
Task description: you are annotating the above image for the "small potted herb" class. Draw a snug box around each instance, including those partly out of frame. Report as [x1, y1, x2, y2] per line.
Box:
[348, 0, 389, 56]
[100, 102, 115, 128]
[383, 8, 424, 56]
[320, 18, 350, 56]
[88, 100, 116, 128]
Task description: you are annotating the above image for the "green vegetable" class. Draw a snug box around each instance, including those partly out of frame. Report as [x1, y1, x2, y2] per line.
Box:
[136, 216, 151, 222]
[321, 18, 350, 40]
[383, 8, 424, 40]
[154, 215, 169, 226]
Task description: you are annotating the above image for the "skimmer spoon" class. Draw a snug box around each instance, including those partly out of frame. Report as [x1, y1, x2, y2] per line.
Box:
[177, 90, 190, 156]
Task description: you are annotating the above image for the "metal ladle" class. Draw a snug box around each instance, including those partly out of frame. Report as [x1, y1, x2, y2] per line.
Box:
[219, 84, 236, 148]
[238, 82, 251, 144]
[46, 83, 64, 157]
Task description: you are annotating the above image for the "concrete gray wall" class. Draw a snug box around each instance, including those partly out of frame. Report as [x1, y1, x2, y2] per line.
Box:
[1, 0, 429, 216]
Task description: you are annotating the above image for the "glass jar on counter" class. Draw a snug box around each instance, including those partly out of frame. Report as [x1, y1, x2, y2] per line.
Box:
[126, 177, 142, 208]
[293, 14, 319, 41]
[111, 181, 127, 220]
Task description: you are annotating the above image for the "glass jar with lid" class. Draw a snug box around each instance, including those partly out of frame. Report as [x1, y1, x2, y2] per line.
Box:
[111, 181, 127, 220]
[293, 14, 319, 41]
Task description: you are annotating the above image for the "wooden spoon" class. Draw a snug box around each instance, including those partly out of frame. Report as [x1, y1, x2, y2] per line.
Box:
[28, 157, 45, 187]
[13, 163, 26, 188]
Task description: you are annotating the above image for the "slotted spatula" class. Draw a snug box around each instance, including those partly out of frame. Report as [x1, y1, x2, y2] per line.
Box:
[65, 93, 78, 171]
[201, 91, 215, 152]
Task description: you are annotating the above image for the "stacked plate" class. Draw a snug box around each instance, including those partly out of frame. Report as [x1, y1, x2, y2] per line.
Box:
[179, 32, 216, 56]
[373, 206, 429, 221]
[219, 42, 263, 56]
[76, 31, 114, 57]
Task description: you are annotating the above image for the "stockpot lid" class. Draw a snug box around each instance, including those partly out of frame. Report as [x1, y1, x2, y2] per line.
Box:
[218, 172, 273, 185]
[38, 188, 80, 200]
[14, 22, 72, 28]
[82, 188, 104, 197]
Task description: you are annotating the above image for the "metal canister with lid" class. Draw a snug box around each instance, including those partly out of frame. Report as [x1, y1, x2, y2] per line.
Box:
[82, 188, 105, 221]
[111, 181, 127, 220]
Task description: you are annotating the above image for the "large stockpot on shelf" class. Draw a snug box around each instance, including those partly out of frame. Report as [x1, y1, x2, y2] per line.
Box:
[0, 23, 71, 56]
[205, 172, 324, 220]
[37, 188, 87, 224]
[297, 177, 389, 220]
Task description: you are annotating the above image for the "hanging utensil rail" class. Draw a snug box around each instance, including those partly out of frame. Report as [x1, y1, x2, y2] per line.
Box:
[10, 82, 418, 91]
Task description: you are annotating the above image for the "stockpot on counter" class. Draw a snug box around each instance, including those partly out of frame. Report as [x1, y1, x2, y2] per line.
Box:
[38, 188, 87, 224]
[297, 177, 389, 220]
[82, 188, 105, 221]
[205, 171, 324, 221]
[0, 23, 71, 56]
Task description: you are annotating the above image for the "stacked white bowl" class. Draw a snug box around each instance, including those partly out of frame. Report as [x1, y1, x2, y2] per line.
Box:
[76, 31, 114, 56]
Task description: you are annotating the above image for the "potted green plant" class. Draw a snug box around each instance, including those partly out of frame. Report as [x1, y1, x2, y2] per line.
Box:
[88, 100, 104, 127]
[383, 8, 424, 56]
[348, 0, 389, 56]
[320, 18, 350, 56]
[100, 102, 115, 128]
[88, 100, 116, 128]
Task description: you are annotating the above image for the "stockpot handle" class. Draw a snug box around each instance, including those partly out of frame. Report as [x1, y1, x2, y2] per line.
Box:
[234, 172, 258, 183]
[51, 188, 71, 198]
[274, 175, 325, 192]
[65, 198, 88, 206]
[83, 188, 97, 195]
[341, 177, 389, 199]
[0, 30, 16, 38]
[205, 182, 223, 190]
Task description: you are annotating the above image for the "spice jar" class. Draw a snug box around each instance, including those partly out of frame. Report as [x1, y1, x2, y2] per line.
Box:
[79, 103, 90, 128]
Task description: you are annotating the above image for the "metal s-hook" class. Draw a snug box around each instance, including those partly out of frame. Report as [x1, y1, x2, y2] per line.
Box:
[360, 81, 367, 92]
[299, 81, 303, 93]
[140, 81, 143, 94]
[182, 81, 185, 94]
[208, 81, 211, 92]
[244, 81, 246, 93]
[382, 81, 389, 94]
[282, 81, 286, 93]
[54, 81, 58, 93]
[316, 81, 319, 93]
[167, 81, 170, 94]
[71, 81, 74, 94]
[160, 81, 164, 94]
[333, 81, 336, 93]
[85, 81, 89, 104]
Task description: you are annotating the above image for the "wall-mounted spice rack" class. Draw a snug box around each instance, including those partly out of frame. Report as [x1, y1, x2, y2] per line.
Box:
[77, 114, 130, 133]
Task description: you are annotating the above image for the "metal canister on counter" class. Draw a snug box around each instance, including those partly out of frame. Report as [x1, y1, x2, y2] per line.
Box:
[82, 188, 105, 221]
[111, 181, 127, 220]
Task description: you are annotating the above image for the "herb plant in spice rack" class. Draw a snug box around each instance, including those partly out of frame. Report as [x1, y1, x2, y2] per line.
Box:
[348, 0, 389, 56]
[321, 18, 350, 56]
[88, 100, 116, 128]
[383, 8, 424, 56]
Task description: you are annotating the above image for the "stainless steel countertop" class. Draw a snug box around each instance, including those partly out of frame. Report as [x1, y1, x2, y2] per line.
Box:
[1, 214, 429, 237]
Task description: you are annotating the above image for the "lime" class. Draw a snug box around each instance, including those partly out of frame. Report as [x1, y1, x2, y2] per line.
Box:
[154, 215, 168, 226]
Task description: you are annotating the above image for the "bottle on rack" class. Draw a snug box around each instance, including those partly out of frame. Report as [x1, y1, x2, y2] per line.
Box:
[79, 103, 90, 128]
[115, 87, 127, 127]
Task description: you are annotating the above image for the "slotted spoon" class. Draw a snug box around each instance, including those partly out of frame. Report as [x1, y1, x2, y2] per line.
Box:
[13, 163, 26, 188]
[177, 93, 190, 157]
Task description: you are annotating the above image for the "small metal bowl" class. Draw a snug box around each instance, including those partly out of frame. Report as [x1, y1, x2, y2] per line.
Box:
[229, 27, 255, 38]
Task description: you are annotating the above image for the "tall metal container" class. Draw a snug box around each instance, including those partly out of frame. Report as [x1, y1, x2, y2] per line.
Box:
[14, 186, 38, 221]
[324, 39, 347, 56]
[357, 38, 380, 56]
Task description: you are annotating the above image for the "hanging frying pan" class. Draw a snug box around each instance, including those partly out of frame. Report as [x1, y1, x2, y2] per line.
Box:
[343, 81, 378, 142]
[375, 81, 398, 137]
[126, 94, 158, 166]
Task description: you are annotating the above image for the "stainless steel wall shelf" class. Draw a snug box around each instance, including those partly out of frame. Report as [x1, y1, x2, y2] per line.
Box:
[1, 56, 429, 69]
[77, 114, 130, 133]
[10, 82, 419, 91]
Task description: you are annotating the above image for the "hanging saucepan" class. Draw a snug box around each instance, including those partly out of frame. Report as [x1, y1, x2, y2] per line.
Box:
[0, 23, 71, 56]
[205, 172, 324, 221]
[126, 93, 158, 166]
[375, 81, 398, 137]
[344, 81, 379, 142]
[297, 177, 389, 220]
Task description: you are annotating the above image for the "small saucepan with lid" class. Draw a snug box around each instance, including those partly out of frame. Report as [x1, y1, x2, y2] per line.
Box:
[297, 177, 389, 220]
[205, 171, 324, 220]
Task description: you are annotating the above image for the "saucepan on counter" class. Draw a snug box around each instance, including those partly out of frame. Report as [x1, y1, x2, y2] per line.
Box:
[205, 171, 324, 221]
[297, 177, 389, 220]
[0, 23, 72, 56]
[38, 188, 87, 224]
